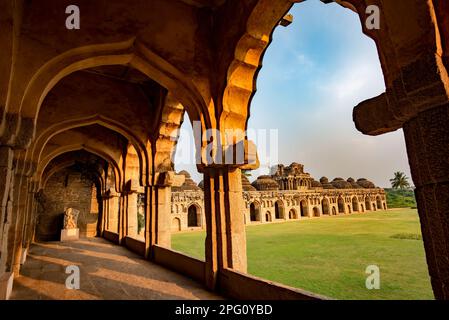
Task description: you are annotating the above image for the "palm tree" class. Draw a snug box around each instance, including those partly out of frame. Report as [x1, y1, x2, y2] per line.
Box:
[390, 172, 411, 201]
[390, 171, 410, 190]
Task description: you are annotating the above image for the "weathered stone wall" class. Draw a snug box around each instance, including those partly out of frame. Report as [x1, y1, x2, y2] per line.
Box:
[35, 168, 99, 241]
[171, 188, 388, 232]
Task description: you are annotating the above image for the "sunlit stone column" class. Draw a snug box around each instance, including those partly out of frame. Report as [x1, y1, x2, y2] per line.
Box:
[403, 104, 449, 300]
[203, 166, 247, 290]
[126, 192, 138, 238]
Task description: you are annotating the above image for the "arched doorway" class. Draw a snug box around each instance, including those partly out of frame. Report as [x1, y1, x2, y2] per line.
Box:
[300, 200, 309, 217]
[338, 197, 345, 214]
[188, 205, 200, 227]
[313, 207, 320, 217]
[365, 197, 371, 211]
[352, 197, 359, 212]
[376, 196, 382, 211]
[347, 205, 352, 214]
[289, 209, 298, 220]
[172, 218, 181, 232]
[332, 207, 337, 215]
[275, 201, 285, 219]
[265, 211, 272, 222]
[250, 202, 261, 222]
[321, 198, 330, 215]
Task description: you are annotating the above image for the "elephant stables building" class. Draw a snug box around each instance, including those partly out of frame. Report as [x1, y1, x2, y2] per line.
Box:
[171, 163, 387, 232]
[1, 0, 449, 300]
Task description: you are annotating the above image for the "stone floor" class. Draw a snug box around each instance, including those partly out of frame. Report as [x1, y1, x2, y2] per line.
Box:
[11, 238, 222, 300]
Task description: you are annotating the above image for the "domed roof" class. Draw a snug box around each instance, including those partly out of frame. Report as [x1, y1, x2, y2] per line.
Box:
[319, 177, 335, 189]
[347, 177, 362, 189]
[172, 171, 201, 192]
[251, 175, 279, 191]
[178, 170, 191, 178]
[242, 174, 256, 191]
[311, 180, 322, 188]
[331, 177, 352, 189]
[357, 178, 376, 189]
[320, 177, 329, 184]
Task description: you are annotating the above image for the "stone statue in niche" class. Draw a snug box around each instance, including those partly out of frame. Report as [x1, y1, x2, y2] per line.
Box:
[63, 208, 79, 229]
[61, 208, 80, 241]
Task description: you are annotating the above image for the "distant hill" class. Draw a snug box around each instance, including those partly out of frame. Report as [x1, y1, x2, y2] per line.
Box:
[385, 188, 416, 208]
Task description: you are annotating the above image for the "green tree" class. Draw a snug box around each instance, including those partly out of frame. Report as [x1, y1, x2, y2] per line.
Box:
[390, 171, 411, 202]
[390, 171, 411, 190]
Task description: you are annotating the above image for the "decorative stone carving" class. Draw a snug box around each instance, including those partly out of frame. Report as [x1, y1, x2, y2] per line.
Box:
[63, 208, 80, 229]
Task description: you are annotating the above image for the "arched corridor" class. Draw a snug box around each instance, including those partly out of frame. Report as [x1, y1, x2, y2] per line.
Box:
[0, 0, 448, 301]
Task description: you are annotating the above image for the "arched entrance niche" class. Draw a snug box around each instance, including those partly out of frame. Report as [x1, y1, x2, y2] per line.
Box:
[300, 200, 309, 217]
[338, 197, 345, 214]
[250, 202, 261, 222]
[187, 204, 201, 227]
[321, 198, 330, 215]
[352, 197, 359, 212]
[275, 201, 285, 219]
[365, 197, 372, 211]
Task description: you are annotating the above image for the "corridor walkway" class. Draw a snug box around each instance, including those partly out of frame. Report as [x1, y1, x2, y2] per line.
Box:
[11, 238, 222, 300]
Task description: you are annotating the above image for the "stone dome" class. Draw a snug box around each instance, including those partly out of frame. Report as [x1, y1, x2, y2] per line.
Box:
[319, 177, 336, 189]
[357, 178, 376, 189]
[331, 177, 352, 189]
[172, 171, 201, 192]
[251, 175, 279, 191]
[242, 174, 256, 191]
[320, 177, 329, 184]
[347, 177, 362, 189]
[311, 180, 322, 188]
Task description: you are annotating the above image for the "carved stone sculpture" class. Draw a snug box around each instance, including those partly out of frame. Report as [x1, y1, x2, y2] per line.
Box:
[63, 208, 79, 229]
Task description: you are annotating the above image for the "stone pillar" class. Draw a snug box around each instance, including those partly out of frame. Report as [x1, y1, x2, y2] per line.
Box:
[144, 172, 181, 259]
[155, 186, 172, 248]
[403, 104, 449, 300]
[144, 185, 155, 259]
[118, 194, 126, 244]
[107, 193, 119, 233]
[7, 174, 28, 275]
[203, 166, 247, 290]
[0, 146, 14, 278]
[126, 192, 138, 238]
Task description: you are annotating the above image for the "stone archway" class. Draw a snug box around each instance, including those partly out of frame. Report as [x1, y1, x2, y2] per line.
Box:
[275, 201, 285, 220]
[300, 200, 309, 217]
[289, 208, 298, 220]
[172, 218, 181, 232]
[250, 202, 261, 222]
[313, 207, 320, 217]
[376, 196, 382, 210]
[265, 211, 272, 222]
[338, 197, 345, 214]
[321, 198, 330, 215]
[365, 197, 372, 211]
[352, 197, 359, 212]
[187, 205, 200, 227]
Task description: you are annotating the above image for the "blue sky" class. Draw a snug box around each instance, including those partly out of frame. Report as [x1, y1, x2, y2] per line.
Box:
[175, 0, 411, 188]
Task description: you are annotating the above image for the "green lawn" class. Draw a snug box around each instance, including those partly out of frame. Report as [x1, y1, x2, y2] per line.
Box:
[172, 208, 433, 300]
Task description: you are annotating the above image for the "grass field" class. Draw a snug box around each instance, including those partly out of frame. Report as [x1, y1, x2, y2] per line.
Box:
[172, 208, 433, 300]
